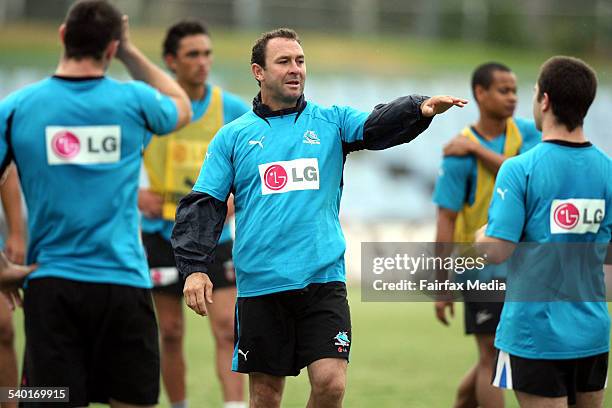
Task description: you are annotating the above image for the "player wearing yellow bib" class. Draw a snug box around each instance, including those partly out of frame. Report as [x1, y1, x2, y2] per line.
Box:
[432, 63, 540, 408]
[138, 21, 248, 408]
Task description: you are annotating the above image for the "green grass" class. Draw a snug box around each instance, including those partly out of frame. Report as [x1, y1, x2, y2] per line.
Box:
[15, 288, 612, 407]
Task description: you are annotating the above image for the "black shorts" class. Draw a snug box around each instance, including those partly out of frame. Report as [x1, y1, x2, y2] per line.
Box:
[493, 350, 608, 404]
[142, 232, 235, 295]
[464, 301, 503, 335]
[233, 281, 351, 377]
[21, 278, 159, 407]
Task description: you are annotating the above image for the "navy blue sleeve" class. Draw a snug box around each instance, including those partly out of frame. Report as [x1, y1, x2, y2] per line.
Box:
[343, 95, 433, 154]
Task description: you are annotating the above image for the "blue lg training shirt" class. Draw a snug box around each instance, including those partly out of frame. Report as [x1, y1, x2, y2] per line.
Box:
[194, 102, 367, 297]
[486, 140, 611, 359]
[141, 84, 249, 243]
[0, 76, 178, 288]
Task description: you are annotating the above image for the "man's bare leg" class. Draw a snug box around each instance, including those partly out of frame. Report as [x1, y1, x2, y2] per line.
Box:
[475, 334, 504, 408]
[306, 358, 347, 408]
[0, 300, 17, 408]
[207, 286, 245, 404]
[575, 390, 605, 408]
[453, 364, 478, 408]
[153, 292, 186, 405]
[249, 373, 284, 408]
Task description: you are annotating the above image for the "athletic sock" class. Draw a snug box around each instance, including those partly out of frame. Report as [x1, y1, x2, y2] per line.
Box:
[171, 400, 188, 408]
[224, 402, 247, 408]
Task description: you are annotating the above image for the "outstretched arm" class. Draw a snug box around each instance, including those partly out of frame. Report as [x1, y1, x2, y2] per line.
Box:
[354, 95, 467, 153]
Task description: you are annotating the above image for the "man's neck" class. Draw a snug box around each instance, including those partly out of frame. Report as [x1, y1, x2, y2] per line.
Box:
[179, 80, 206, 101]
[473, 115, 507, 140]
[542, 117, 587, 143]
[55, 57, 106, 77]
[260, 92, 298, 112]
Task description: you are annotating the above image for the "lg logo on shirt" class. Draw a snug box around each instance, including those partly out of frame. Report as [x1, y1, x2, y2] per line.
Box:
[550, 199, 605, 234]
[46, 126, 121, 165]
[258, 158, 319, 195]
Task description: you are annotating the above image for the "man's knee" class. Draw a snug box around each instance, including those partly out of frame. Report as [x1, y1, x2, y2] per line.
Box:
[212, 315, 234, 346]
[310, 371, 346, 401]
[158, 318, 184, 349]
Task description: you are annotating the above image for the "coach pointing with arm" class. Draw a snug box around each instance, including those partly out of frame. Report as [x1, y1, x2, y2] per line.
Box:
[172, 28, 466, 408]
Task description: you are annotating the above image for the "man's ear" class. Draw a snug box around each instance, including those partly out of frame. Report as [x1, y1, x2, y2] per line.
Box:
[105, 40, 119, 60]
[251, 63, 264, 84]
[164, 54, 177, 73]
[541, 92, 551, 112]
[59, 23, 66, 45]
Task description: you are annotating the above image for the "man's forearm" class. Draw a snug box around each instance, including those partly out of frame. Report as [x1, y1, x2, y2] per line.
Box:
[171, 191, 228, 280]
[361, 95, 433, 151]
[1, 166, 24, 237]
[471, 143, 505, 174]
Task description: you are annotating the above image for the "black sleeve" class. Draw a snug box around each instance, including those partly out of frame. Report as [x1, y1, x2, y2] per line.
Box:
[171, 191, 228, 280]
[343, 94, 433, 154]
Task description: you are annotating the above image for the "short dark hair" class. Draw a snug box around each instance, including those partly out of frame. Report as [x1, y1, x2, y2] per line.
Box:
[163, 20, 209, 57]
[63, 0, 122, 61]
[471, 62, 512, 102]
[251, 28, 301, 68]
[537, 56, 597, 131]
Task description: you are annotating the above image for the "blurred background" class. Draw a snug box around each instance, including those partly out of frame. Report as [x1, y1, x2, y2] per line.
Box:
[1, 2, 611, 406]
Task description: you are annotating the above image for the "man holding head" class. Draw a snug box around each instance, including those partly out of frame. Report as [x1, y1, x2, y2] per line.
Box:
[172, 28, 466, 407]
[0, 0, 191, 406]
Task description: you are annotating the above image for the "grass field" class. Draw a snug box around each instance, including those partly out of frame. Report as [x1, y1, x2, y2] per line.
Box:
[11, 289, 612, 407]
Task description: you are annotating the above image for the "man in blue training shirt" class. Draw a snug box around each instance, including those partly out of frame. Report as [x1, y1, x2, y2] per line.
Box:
[477, 56, 611, 408]
[138, 20, 249, 408]
[433, 62, 541, 408]
[172, 28, 467, 407]
[0, 1, 191, 406]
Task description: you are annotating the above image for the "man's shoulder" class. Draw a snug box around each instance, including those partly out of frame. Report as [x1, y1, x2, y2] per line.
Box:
[217, 111, 260, 138]
[304, 101, 360, 126]
[1, 77, 53, 109]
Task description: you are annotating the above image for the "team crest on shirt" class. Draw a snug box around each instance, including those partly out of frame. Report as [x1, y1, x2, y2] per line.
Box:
[303, 130, 320, 145]
[46, 126, 121, 165]
[334, 331, 350, 353]
[550, 199, 605, 234]
[258, 158, 319, 195]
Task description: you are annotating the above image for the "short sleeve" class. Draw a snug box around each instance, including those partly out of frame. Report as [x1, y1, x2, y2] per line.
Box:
[432, 156, 472, 212]
[222, 92, 250, 123]
[192, 126, 234, 201]
[0, 94, 17, 171]
[334, 105, 368, 143]
[486, 158, 527, 243]
[516, 118, 541, 154]
[131, 81, 178, 135]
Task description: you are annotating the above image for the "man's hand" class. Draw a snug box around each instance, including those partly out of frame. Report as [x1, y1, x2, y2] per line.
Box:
[435, 300, 455, 326]
[115, 15, 134, 62]
[443, 134, 476, 157]
[183, 272, 214, 316]
[138, 189, 163, 218]
[421, 96, 468, 117]
[0, 253, 36, 310]
[4, 233, 25, 265]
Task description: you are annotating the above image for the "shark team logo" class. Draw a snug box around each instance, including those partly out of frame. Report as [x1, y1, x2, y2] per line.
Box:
[550, 199, 605, 234]
[334, 331, 350, 353]
[259, 158, 319, 195]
